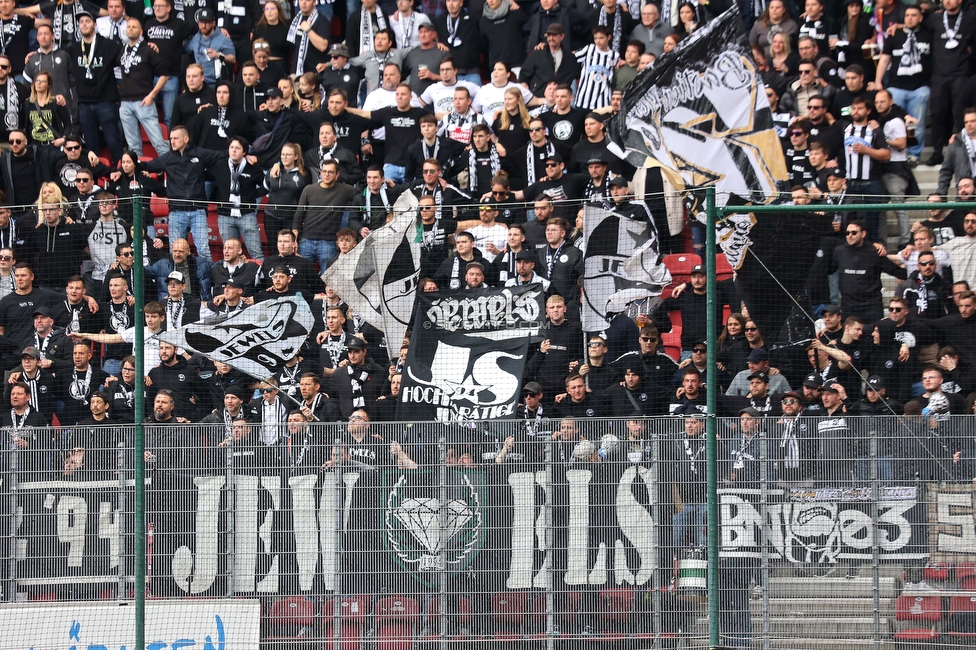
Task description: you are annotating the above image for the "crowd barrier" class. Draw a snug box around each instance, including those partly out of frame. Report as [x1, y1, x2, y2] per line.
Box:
[4, 415, 976, 649]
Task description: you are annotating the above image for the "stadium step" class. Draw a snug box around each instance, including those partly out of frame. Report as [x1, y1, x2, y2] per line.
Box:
[749, 596, 894, 618]
[767, 575, 898, 599]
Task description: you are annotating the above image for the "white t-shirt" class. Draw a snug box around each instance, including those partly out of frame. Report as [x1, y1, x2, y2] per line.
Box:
[473, 82, 533, 118]
[883, 117, 908, 163]
[467, 223, 509, 262]
[120, 326, 163, 369]
[421, 80, 482, 114]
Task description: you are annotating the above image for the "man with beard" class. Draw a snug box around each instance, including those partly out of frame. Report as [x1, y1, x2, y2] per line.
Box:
[297, 372, 341, 422]
[59, 341, 107, 425]
[834, 220, 907, 323]
[942, 212, 976, 290]
[896, 250, 953, 319]
[262, 230, 320, 298]
[7, 346, 57, 420]
[774, 391, 817, 485]
[148, 238, 213, 301]
[148, 341, 202, 420]
[600, 365, 658, 415]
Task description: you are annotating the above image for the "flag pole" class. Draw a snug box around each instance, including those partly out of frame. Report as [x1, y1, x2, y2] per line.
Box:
[132, 195, 146, 650]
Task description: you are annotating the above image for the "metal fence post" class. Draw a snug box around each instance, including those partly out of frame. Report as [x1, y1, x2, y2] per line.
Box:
[224, 427, 235, 597]
[760, 423, 769, 650]
[117, 440, 126, 599]
[6, 444, 18, 602]
[651, 429, 662, 649]
[438, 434, 447, 650]
[871, 427, 881, 650]
[544, 437, 555, 650]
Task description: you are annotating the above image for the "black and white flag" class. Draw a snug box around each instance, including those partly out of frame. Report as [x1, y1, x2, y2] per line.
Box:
[607, 5, 788, 210]
[321, 193, 422, 352]
[581, 204, 672, 331]
[158, 295, 314, 380]
[398, 285, 546, 423]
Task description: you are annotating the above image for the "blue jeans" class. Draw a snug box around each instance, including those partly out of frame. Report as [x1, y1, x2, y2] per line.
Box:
[889, 85, 930, 158]
[299, 238, 337, 273]
[673, 503, 706, 550]
[315, 1, 333, 20]
[79, 101, 124, 164]
[346, 0, 361, 20]
[156, 76, 179, 127]
[458, 72, 482, 86]
[119, 100, 169, 157]
[218, 212, 264, 261]
[169, 208, 213, 262]
[383, 163, 406, 183]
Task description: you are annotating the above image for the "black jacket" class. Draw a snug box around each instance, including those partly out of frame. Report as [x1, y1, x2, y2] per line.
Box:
[141, 146, 225, 209]
[209, 157, 267, 217]
[519, 45, 582, 97]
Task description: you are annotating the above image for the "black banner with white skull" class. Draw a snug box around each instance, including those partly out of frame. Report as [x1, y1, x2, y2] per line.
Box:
[398, 285, 546, 423]
[719, 486, 927, 563]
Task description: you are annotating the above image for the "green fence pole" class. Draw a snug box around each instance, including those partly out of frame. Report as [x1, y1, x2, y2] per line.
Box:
[132, 196, 146, 650]
[704, 186, 720, 649]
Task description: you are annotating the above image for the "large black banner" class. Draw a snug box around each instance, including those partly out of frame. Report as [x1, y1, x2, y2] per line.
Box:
[398, 285, 546, 423]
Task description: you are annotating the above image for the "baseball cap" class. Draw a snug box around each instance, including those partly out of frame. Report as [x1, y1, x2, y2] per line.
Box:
[195, 7, 216, 22]
[690, 264, 705, 275]
[781, 391, 802, 401]
[544, 23, 565, 35]
[522, 381, 543, 395]
[166, 271, 186, 284]
[544, 153, 564, 164]
[822, 304, 842, 315]
[33, 306, 52, 318]
[417, 20, 435, 30]
[746, 348, 769, 362]
[802, 373, 822, 388]
[265, 87, 283, 99]
[867, 375, 885, 391]
[608, 176, 629, 188]
[820, 383, 840, 393]
[269, 265, 290, 276]
[739, 407, 763, 417]
[75, 9, 94, 20]
[466, 261, 485, 273]
[747, 371, 769, 383]
[346, 337, 367, 351]
[586, 155, 608, 166]
[225, 279, 245, 289]
[826, 167, 845, 179]
[329, 43, 350, 58]
[515, 249, 537, 262]
[21, 346, 40, 359]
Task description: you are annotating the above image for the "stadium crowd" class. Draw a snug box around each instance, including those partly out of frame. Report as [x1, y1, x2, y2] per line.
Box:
[1, 0, 976, 495]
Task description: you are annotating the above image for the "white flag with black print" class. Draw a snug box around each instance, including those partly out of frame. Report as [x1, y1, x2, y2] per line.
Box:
[607, 5, 788, 209]
[321, 192, 422, 352]
[581, 204, 672, 331]
[158, 295, 314, 380]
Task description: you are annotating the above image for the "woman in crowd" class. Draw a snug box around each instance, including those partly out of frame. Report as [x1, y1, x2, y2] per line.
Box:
[492, 87, 531, 154]
[474, 61, 535, 118]
[264, 142, 310, 243]
[109, 150, 166, 226]
[252, 1, 291, 75]
[769, 32, 799, 81]
[749, 0, 797, 59]
[278, 77, 302, 112]
[22, 71, 70, 146]
[298, 72, 324, 112]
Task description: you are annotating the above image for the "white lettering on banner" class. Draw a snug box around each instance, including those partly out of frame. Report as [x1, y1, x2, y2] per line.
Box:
[935, 491, 976, 554]
[425, 288, 543, 332]
[0, 600, 259, 648]
[256, 475, 281, 593]
[506, 471, 537, 590]
[720, 489, 921, 563]
[290, 473, 319, 592]
[56, 495, 88, 568]
[565, 469, 592, 586]
[98, 501, 121, 569]
[173, 475, 224, 594]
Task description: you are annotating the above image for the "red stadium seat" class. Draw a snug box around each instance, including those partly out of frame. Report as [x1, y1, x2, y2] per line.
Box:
[715, 253, 734, 280]
[894, 594, 941, 645]
[375, 595, 420, 650]
[924, 564, 950, 582]
[265, 596, 316, 644]
[322, 595, 369, 650]
[947, 596, 976, 639]
[663, 253, 701, 284]
[959, 564, 976, 582]
[491, 591, 529, 640]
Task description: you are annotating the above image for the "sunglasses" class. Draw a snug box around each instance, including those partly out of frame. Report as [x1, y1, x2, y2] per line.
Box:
[492, 191, 507, 195]
[75, 178, 92, 183]
[0, 255, 12, 261]
[119, 251, 134, 257]
[745, 326, 759, 332]
[348, 415, 367, 421]
[588, 342, 605, 347]
[253, 42, 269, 49]
[639, 336, 658, 342]
[692, 348, 706, 353]
[781, 398, 798, 404]
[889, 307, 904, 312]
[261, 388, 275, 394]
[918, 260, 936, 266]
[64, 145, 81, 151]
[808, 104, 824, 109]
[790, 130, 805, 136]
[799, 70, 815, 74]
[529, 127, 545, 132]
[545, 162, 559, 167]
[846, 231, 859, 236]
[7, 138, 23, 144]
[422, 169, 438, 174]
